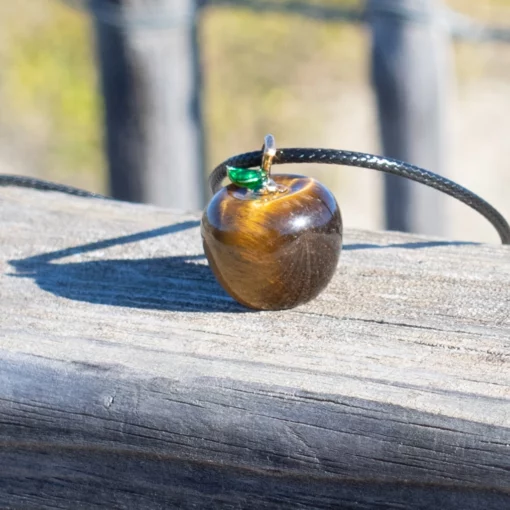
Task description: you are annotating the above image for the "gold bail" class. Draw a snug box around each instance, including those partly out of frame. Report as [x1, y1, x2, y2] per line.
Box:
[261, 134, 276, 175]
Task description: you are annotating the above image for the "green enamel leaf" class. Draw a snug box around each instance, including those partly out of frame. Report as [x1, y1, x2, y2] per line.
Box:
[227, 166, 267, 190]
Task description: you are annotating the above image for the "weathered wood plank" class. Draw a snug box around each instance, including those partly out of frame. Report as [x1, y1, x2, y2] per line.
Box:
[0, 188, 509, 509]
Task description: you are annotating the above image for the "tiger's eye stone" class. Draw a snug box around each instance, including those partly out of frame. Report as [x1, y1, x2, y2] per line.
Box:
[201, 174, 343, 311]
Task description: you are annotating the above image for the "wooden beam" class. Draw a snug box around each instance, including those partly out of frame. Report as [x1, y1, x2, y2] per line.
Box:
[368, 0, 453, 236]
[207, 0, 362, 22]
[0, 187, 509, 508]
[91, 0, 205, 209]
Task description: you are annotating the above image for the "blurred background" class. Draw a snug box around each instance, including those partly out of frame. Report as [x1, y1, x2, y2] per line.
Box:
[0, 0, 509, 242]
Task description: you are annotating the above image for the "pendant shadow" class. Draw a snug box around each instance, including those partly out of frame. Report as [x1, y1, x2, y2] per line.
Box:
[8, 220, 247, 313]
[8, 220, 476, 313]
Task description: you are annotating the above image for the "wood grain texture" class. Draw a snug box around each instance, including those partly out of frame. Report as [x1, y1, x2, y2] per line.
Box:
[0, 187, 509, 509]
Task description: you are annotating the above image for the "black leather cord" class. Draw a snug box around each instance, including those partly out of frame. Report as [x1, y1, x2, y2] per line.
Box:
[0, 175, 110, 200]
[209, 147, 510, 245]
[1, 146, 509, 244]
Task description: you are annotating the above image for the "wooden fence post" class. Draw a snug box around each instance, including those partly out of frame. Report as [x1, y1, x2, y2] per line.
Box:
[367, 0, 452, 235]
[90, 0, 205, 209]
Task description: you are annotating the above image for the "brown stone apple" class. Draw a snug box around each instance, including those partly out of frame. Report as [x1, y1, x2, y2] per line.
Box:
[201, 173, 342, 310]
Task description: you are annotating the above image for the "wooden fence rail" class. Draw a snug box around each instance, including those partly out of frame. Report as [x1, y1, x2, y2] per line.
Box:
[1, 187, 509, 508]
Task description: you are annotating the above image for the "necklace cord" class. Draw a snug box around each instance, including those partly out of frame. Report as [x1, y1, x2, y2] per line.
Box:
[0, 175, 109, 200]
[1, 148, 509, 245]
[209, 147, 510, 245]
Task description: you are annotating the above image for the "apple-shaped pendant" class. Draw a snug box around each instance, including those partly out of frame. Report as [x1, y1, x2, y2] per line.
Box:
[202, 135, 342, 310]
